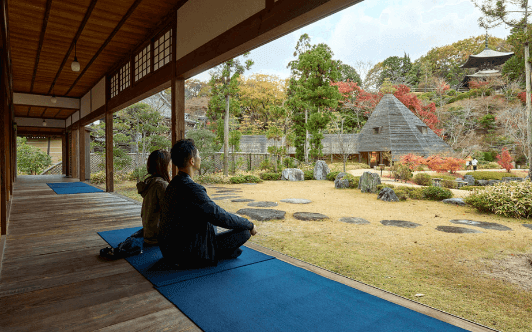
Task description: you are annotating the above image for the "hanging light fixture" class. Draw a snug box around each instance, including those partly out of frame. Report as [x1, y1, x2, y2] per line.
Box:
[43, 119, 47, 127]
[71, 41, 80, 72]
[51, 86, 57, 104]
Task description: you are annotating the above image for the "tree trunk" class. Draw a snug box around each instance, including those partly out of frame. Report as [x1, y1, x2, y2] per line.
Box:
[223, 94, 230, 177]
[304, 109, 308, 163]
[47, 137, 51, 155]
[526, 39, 532, 178]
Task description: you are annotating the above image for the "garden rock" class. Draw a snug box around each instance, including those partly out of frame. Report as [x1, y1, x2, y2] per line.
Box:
[463, 175, 475, 186]
[334, 172, 350, 189]
[236, 208, 286, 221]
[212, 196, 241, 201]
[523, 224, 532, 230]
[502, 177, 523, 182]
[247, 201, 278, 207]
[282, 168, 304, 181]
[436, 226, 482, 234]
[449, 219, 512, 231]
[231, 198, 254, 202]
[477, 180, 489, 186]
[488, 180, 501, 186]
[442, 198, 466, 206]
[293, 212, 329, 221]
[359, 171, 381, 193]
[339, 217, 370, 225]
[380, 220, 421, 228]
[314, 160, 330, 180]
[377, 187, 399, 202]
[280, 198, 312, 204]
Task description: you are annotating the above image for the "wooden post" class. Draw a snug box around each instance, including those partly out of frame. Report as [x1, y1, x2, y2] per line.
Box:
[0, 57, 6, 236]
[71, 124, 79, 179]
[62, 133, 67, 175]
[105, 109, 114, 192]
[171, 77, 185, 177]
[79, 125, 85, 181]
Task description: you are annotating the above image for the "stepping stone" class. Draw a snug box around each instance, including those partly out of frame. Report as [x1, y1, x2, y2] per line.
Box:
[380, 220, 421, 228]
[212, 196, 241, 201]
[436, 226, 483, 234]
[523, 224, 532, 230]
[293, 212, 329, 221]
[442, 198, 466, 206]
[241, 183, 258, 185]
[216, 190, 242, 193]
[280, 198, 312, 204]
[449, 219, 512, 231]
[247, 201, 278, 207]
[231, 198, 254, 202]
[236, 208, 286, 221]
[339, 217, 370, 225]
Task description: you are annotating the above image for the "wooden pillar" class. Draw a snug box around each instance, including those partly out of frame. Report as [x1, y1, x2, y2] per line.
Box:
[171, 77, 185, 177]
[105, 109, 114, 192]
[62, 133, 67, 175]
[71, 124, 79, 179]
[1, 79, 6, 237]
[79, 125, 86, 181]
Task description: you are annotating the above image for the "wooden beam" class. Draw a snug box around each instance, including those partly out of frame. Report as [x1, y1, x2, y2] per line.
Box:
[105, 108, 113, 192]
[30, 0, 53, 93]
[65, 0, 144, 96]
[175, 0, 362, 79]
[171, 77, 185, 178]
[47, 0, 98, 95]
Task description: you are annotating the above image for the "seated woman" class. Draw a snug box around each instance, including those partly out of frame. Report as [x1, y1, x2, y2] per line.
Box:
[136, 149, 171, 245]
[158, 139, 257, 268]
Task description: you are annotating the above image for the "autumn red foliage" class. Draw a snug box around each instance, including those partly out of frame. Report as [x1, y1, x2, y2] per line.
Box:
[496, 147, 513, 172]
[424, 155, 465, 174]
[400, 153, 426, 170]
[393, 85, 442, 136]
[517, 91, 532, 104]
[331, 81, 383, 115]
[468, 80, 490, 90]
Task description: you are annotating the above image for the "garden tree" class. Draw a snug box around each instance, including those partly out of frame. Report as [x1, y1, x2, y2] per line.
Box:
[239, 74, 286, 130]
[185, 79, 208, 100]
[208, 53, 253, 176]
[330, 80, 382, 120]
[473, 0, 532, 177]
[496, 147, 514, 171]
[287, 34, 342, 162]
[378, 53, 413, 86]
[266, 123, 284, 172]
[497, 104, 529, 163]
[229, 130, 242, 175]
[364, 61, 383, 91]
[353, 59, 374, 90]
[16, 137, 52, 175]
[338, 62, 362, 85]
[425, 155, 466, 174]
[330, 113, 357, 172]
[186, 128, 220, 175]
[90, 117, 133, 173]
[440, 100, 482, 152]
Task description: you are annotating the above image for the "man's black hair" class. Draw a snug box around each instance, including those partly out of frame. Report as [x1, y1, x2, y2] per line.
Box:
[171, 139, 197, 168]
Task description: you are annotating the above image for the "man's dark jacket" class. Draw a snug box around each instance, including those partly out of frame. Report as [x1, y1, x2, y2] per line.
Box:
[158, 172, 253, 266]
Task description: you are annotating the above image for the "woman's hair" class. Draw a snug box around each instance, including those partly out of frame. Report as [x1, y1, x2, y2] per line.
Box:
[147, 149, 171, 182]
[171, 139, 197, 169]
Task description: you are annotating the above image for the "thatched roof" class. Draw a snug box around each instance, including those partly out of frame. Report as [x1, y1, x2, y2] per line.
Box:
[356, 94, 451, 160]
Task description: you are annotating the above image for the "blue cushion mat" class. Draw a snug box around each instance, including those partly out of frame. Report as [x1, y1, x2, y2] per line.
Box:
[47, 182, 103, 194]
[157, 259, 467, 332]
[98, 227, 274, 287]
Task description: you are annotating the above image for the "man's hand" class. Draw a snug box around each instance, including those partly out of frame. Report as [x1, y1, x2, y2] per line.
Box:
[250, 225, 258, 236]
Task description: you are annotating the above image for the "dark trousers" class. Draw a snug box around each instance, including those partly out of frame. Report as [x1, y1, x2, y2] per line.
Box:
[215, 229, 251, 260]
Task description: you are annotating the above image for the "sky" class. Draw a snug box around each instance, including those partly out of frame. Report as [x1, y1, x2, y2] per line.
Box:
[191, 0, 511, 82]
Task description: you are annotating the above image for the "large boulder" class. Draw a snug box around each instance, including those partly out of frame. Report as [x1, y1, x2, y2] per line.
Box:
[358, 171, 381, 193]
[377, 187, 399, 202]
[281, 168, 304, 181]
[463, 174, 475, 186]
[313, 160, 330, 180]
[334, 172, 350, 189]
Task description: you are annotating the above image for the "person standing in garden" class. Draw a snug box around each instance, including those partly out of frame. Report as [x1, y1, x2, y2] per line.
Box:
[471, 158, 478, 171]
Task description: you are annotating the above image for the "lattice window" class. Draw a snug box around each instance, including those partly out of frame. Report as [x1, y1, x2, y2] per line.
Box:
[135, 44, 151, 81]
[119, 62, 130, 91]
[110, 73, 119, 98]
[154, 30, 172, 71]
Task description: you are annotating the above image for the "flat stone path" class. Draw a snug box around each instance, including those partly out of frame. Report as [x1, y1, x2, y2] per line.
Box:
[450, 219, 512, 231]
[236, 208, 286, 221]
[231, 198, 254, 202]
[247, 201, 278, 208]
[380, 220, 421, 228]
[339, 217, 370, 225]
[523, 224, 532, 230]
[293, 212, 329, 221]
[212, 196, 241, 201]
[436, 226, 483, 234]
[280, 198, 312, 204]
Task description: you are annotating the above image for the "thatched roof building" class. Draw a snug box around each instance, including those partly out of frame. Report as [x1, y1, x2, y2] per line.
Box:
[356, 94, 451, 161]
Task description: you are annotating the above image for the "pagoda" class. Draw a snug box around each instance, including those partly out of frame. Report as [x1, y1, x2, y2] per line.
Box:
[459, 32, 514, 89]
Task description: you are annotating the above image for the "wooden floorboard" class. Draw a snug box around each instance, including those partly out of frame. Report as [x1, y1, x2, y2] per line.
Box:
[0, 176, 200, 331]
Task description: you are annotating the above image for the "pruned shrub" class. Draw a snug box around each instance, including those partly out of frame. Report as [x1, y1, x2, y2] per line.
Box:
[327, 171, 341, 181]
[345, 174, 360, 189]
[392, 164, 413, 182]
[128, 166, 147, 181]
[196, 173, 231, 184]
[304, 170, 314, 180]
[243, 175, 262, 183]
[441, 179, 457, 189]
[393, 188, 409, 201]
[377, 184, 396, 191]
[464, 182, 532, 218]
[421, 186, 453, 201]
[465, 171, 523, 181]
[460, 185, 482, 191]
[407, 187, 425, 200]
[413, 173, 432, 186]
[260, 172, 282, 181]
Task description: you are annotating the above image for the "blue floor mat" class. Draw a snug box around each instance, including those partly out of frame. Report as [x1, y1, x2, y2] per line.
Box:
[98, 227, 274, 287]
[157, 259, 467, 332]
[47, 182, 103, 194]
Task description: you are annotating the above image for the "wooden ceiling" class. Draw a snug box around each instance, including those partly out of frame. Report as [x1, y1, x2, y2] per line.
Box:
[10, 0, 185, 119]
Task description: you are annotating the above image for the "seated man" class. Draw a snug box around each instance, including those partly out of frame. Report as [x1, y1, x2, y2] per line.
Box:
[158, 139, 257, 268]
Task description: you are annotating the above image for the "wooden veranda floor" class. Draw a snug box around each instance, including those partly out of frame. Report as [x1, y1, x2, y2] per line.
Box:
[0, 176, 495, 331]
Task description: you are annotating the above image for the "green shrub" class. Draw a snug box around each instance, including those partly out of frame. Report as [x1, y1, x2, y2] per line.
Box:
[304, 170, 314, 180]
[377, 184, 396, 191]
[393, 188, 409, 201]
[243, 175, 262, 183]
[230, 176, 247, 184]
[327, 171, 341, 181]
[345, 175, 360, 189]
[441, 179, 457, 189]
[407, 187, 425, 200]
[259, 159, 273, 171]
[283, 157, 298, 169]
[128, 166, 147, 181]
[478, 162, 501, 170]
[260, 172, 282, 181]
[464, 182, 532, 218]
[392, 164, 413, 182]
[413, 173, 432, 186]
[196, 173, 231, 184]
[465, 171, 523, 181]
[90, 171, 106, 184]
[351, 162, 371, 169]
[422, 186, 453, 201]
[460, 185, 483, 191]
